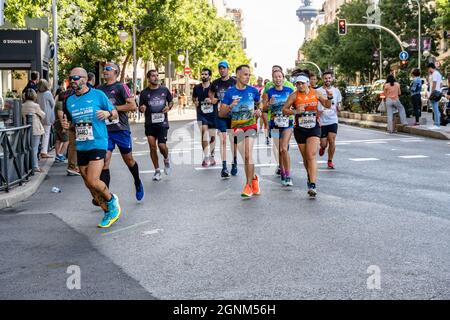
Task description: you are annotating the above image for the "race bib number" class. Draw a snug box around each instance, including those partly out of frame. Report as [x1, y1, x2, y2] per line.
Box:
[297, 112, 317, 129]
[152, 113, 165, 123]
[105, 117, 120, 125]
[274, 115, 289, 128]
[75, 122, 94, 142]
[201, 103, 214, 114]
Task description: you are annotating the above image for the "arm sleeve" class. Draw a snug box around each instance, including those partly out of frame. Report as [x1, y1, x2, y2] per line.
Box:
[121, 83, 132, 99]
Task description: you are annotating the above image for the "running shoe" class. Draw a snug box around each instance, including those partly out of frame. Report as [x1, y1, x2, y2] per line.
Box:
[164, 159, 172, 175]
[98, 194, 122, 228]
[241, 184, 253, 198]
[153, 171, 161, 181]
[327, 160, 335, 169]
[67, 168, 81, 176]
[201, 157, 209, 168]
[221, 168, 230, 178]
[135, 181, 144, 201]
[319, 147, 325, 157]
[308, 183, 317, 198]
[55, 154, 63, 162]
[251, 175, 260, 195]
[209, 156, 216, 167]
[281, 176, 287, 186]
[275, 166, 281, 176]
[231, 163, 238, 176]
[285, 177, 293, 187]
[266, 137, 270, 145]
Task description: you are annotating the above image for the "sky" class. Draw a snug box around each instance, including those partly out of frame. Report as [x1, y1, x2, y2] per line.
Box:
[225, 0, 324, 80]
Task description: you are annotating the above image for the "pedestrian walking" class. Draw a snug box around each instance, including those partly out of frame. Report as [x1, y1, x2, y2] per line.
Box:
[427, 63, 443, 129]
[410, 68, 422, 126]
[22, 89, 46, 173]
[384, 74, 407, 133]
[37, 79, 55, 158]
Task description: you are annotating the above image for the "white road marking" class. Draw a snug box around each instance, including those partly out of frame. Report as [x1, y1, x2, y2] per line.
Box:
[194, 163, 277, 171]
[213, 187, 231, 198]
[365, 141, 387, 144]
[398, 155, 429, 159]
[142, 228, 163, 236]
[349, 158, 380, 162]
[101, 220, 155, 236]
[140, 170, 156, 174]
[134, 141, 147, 145]
[446, 154, 450, 156]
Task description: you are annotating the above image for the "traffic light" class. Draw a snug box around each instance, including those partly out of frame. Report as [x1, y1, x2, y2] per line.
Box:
[400, 60, 408, 67]
[338, 19, 347, 35]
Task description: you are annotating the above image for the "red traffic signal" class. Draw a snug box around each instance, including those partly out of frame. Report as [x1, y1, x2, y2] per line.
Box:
[400, 60, 408, 66]
[338, 19, 347, 35]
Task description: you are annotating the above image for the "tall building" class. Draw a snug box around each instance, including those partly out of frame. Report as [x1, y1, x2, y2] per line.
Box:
[323, 0, 350, 24]
[209, 0, 227, 18]
[296, 0, 319, 40]
[226, 8, 243, 31]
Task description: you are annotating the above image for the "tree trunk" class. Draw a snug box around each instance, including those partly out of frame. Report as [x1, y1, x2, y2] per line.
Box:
[120, 52, 131, 82]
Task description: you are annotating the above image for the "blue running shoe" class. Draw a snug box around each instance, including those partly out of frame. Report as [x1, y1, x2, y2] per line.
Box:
[136, 181, 144, 201]
[97, 194, 122, 228]
[231, 163, 238, 176]
[98, 212, 112, 228]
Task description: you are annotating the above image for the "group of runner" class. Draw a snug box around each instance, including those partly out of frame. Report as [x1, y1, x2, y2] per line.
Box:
[192, 62, 341, 198]
[61, 59, 341, 229]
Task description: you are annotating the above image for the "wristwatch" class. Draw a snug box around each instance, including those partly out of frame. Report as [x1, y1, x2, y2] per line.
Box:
[327, 96, 334, 100]
[107, 111, 114, 121]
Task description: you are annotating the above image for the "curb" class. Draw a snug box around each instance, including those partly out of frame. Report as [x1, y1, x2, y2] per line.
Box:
[0, 155, 55, 210]
[338, 117, 450, 140]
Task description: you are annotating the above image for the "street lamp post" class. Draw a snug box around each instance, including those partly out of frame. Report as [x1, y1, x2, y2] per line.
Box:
[52, 0, 58, 95]
[409, 0, 421, 70]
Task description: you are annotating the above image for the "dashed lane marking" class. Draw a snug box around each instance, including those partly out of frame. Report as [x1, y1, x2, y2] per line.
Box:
[398, 155, 429, 159]
[349, 158, 380, 162]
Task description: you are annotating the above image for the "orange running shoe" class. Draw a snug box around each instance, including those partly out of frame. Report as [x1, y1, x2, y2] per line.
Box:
[241, 184, 253, 198]
[251, 175, 260, 195]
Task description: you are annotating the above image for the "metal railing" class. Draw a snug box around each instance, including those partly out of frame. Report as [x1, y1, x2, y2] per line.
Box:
[0, 114, 33, 192]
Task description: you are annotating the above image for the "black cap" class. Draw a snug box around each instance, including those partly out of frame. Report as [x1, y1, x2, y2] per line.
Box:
[427, 62, 436, 69]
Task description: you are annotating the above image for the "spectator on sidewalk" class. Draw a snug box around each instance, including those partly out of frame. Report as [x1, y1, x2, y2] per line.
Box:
[54, 90, 69, 162]
[384, 74, 407, 133]
[61, 87, 80, 176]
[410, 68, 422, 126]
[427, 63, 443, 129]
[178, 92, 187, 115]
[37, 79, 55, 158]
[22, 71, 40, 99]
[22, 89, 46, 173]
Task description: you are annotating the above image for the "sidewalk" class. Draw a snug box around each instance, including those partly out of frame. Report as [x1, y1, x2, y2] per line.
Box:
[339, 110, 450, 140]
[0, 153, 56, 210]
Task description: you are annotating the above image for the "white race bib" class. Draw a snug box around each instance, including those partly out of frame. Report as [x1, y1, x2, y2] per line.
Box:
[274, 115, 289, 128]
[151, 113, 165, 123]
[297, 112, 317, 129]
[75, 122, 94, 142]
[201, 103, 214, 114]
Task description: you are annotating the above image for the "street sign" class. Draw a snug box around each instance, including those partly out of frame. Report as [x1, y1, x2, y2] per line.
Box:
[178, 54, 185, 62]
[184, 67, 192, 75]
[399, 51, 409, 61]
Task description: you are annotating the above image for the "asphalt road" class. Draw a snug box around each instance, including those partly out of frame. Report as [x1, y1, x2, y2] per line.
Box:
[1, 120, 449, 299]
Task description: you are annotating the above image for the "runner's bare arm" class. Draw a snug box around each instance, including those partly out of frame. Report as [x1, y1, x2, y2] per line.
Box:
[208, 90, 219, 105]
[282, 93, 296, 116]
[262, 93, 269, 112]
[317, 91, 332, 108]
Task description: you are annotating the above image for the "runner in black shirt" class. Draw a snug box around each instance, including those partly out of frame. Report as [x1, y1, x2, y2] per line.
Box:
[97, 62, 144, 202]
[209, 60, 237, 178]
[139, 70, 174, 181]
[193, 68, 217, 167]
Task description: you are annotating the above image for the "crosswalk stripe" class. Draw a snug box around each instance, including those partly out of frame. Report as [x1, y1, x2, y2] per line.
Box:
[349, 158, 379, 162]
[398, 155, 429, 159]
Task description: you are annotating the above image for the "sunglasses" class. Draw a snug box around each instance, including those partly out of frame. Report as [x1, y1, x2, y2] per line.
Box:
[104, 66, 117, 71]
[69, 75, 85, 81]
